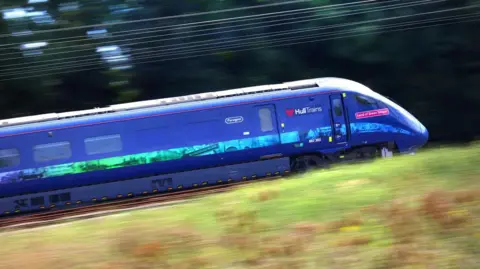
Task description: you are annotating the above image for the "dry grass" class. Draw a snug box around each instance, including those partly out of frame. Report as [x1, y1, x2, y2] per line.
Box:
[0, 143, 479, 269]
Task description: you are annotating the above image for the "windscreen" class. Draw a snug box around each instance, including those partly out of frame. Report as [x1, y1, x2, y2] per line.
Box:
[363, 90, 426, 133]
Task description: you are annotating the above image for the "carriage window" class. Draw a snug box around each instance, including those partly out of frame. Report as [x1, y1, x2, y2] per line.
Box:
[34, 142, 72, 163]
[31, 196, 45, 206]
[85, 134, 123, 155]
[49, 192, 71, 204]
[332, 99, 343, 117]
[0, 148, 20, 168]
[355, 95, 380, 109]
[258, 108, 274, 132]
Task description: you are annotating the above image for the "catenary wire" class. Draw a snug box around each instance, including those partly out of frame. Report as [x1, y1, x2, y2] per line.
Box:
[0, 0, 369, 39]
[0, 0, 388, 49]
[0, 0, 427, 57]
[0, 0, 418, 65]
[7, 0, 434, 54]
[2, 12, 478, 76]
[0, 14, 478, 81]
[2, 17, 477, 82]
[1, 11, 477, 76]
[0, 0, 474, 73]
[0, 0, 450, 62]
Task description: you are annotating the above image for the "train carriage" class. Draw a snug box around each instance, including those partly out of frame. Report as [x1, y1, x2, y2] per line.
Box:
[0, 77, 428, 215]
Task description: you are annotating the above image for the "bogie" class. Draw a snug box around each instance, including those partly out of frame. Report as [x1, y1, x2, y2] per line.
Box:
[290, 154, 331, 173]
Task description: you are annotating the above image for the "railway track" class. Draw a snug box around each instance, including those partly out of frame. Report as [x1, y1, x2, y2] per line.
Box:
[0, 176, 282, 232]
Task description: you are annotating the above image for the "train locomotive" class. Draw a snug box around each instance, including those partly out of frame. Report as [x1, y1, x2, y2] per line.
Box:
[0, 77, 428, 215]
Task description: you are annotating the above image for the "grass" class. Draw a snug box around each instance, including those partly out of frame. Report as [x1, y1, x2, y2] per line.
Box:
[0, 142, 479, 269]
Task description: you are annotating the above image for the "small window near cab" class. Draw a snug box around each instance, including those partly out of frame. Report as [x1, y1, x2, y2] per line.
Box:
[332, 99, 343, 117]
[85, 134, 123, 155]
[34, 142, 72, 163]
[258, 108, 274, 132]
[355, 95, 380, 109]
[0, 148, 20, 168]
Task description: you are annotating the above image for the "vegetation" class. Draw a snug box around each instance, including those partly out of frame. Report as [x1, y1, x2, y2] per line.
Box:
[0, 143, 479, 268]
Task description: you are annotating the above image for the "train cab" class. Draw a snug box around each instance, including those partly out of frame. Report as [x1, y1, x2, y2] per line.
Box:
[320, 77, 429, 154]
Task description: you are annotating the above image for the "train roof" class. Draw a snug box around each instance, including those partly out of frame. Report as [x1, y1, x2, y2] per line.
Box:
[0, 77, 375, 136]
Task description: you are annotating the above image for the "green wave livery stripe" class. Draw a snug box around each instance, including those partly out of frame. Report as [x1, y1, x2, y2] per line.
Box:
[0, 131, 304, 184]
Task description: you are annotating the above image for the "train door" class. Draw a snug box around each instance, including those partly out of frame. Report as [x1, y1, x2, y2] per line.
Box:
[329, 94, 348, 144]
[254, 104, 282, 154]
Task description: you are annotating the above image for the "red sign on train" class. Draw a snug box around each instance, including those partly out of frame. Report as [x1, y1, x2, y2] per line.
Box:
[355, 108, 390, 119]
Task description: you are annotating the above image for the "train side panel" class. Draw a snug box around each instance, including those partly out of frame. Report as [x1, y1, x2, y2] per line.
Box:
[0, 100, 286, 197]
[1, 89, 340, 198]
[273, 91, 339, 155]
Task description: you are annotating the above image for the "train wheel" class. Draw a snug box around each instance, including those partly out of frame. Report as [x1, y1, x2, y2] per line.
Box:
[291, 155, 329, 174]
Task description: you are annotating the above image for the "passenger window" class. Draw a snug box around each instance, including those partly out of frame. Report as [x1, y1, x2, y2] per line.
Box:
[85, 134, 123, 155]
[0, 148, 20, 168]
[33, 142, 72, 163]
[258, 108, 274, 132]
[332, 99, 343, 116]
[355, 95, 380, 109]
[31, 196, 45, 206]
[49, 192, 71, 204]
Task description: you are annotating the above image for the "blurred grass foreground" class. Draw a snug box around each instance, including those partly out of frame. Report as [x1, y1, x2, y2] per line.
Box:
[1, 143, 480, 269]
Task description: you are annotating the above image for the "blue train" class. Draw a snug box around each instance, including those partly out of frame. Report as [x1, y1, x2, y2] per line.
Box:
[0, 77, 428, 215]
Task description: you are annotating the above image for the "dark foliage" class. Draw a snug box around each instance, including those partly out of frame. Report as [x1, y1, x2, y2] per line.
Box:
[0, 0, 479, 144]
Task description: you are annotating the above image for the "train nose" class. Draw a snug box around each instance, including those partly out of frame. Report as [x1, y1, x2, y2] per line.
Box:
[417, 123, 429, 147]
[420, 128, 429, 145]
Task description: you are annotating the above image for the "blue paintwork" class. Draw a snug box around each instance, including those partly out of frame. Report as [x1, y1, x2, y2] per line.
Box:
[0, 158, 291, 214]
[0, 77, 428, 204]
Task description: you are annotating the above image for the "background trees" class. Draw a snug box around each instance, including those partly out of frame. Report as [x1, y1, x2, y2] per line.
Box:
[0, 0, 479, 144]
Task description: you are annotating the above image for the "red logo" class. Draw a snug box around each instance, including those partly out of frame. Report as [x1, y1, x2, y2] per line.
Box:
[285, 109, 294, 117]
[355, 108, 390, 119]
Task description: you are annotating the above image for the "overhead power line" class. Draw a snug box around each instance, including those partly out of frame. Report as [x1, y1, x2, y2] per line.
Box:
[0, 0, 431, 56]
[0, 0, 384, 49]
[3, 10, 475, 76]
[2, 12, 479, 78]
[2, 17, 477, 82]
[0, 0, 445, 62]
[0, 10, 478, 81]
[0, 0, 377, 38]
